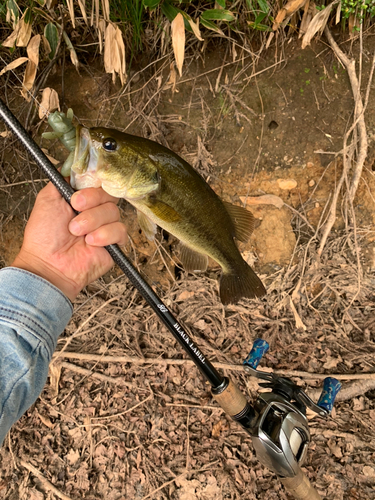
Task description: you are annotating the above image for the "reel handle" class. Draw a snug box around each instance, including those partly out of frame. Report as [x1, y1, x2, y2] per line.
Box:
[243, 338, 269, 370]
[317, 377, 342, 413]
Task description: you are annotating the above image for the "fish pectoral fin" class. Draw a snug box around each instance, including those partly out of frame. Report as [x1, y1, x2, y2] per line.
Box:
[147, 198, 181, 223]
[137, 210, 157, 241]
[178, 243, 208, 273]
[223, 201, 255, 243]
[126, 166, 160, 199]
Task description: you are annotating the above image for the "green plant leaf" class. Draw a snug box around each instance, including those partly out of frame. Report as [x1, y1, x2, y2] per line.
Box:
[161, 1, 180, 21]
[200, 17, 224, 34]
[143, 0, 162, 9]
[201, 9, 236, 22]
[44, 23, 59, 59]
[257, 0, 269, 13]
[216, 0, 226, 8]
[247, 21, 271, 30]
[6, 0, 19, 23]
[254, 11, 267, 24]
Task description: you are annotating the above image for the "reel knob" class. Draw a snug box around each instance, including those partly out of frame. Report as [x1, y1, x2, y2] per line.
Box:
[243, 338, 269, 370]
[317, 377, 342, 414]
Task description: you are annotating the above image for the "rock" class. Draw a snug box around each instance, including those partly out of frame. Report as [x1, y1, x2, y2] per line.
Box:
[277, 178, 297, 190]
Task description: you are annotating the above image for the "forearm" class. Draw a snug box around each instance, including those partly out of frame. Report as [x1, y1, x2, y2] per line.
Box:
[0, 267, 72, 445]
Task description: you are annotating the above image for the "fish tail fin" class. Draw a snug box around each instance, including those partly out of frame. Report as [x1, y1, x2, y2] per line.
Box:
[220, 262, 266, 305]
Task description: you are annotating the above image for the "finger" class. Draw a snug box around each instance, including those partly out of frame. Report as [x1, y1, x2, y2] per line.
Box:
[71, 187, 120, 211]
[85, 222, 128, 247]
[33, 182, 74, 218]
[69, 202, 120, 236]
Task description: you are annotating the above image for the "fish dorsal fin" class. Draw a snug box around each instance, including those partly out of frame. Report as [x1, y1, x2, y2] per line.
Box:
[223, 201, 255, 243]
[146, 198, 181, 223]
[137, 210, 157, 241]
[178, 243, 208, 273]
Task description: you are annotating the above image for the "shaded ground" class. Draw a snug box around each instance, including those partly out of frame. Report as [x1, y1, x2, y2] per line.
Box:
[1, 32, 375, 499]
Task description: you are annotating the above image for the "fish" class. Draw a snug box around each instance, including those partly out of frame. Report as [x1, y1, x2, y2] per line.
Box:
[70, 124, 266, 305]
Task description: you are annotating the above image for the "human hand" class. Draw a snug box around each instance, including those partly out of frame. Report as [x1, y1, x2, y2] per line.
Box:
[12, 182, 127, 301]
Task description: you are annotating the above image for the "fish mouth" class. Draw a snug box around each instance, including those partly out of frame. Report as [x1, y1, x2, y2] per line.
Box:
[71, 125, 101, 189]
[72, 125, 91, 174]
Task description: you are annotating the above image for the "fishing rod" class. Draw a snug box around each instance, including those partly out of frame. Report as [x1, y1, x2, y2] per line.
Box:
[0, 97, 341, 499]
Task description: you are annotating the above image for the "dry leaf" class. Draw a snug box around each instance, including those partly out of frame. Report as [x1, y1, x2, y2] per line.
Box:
[104, 23, 116, 77]
[239, 194, 284, 209]
[166, 61, 178, 93]
[0, 131, 11, 138]
[211, 419, 228, 437]
[37, 412, 55, 429]
[97, 18, 106, 53]
[22, 34, 41, 99]
[175, 478, 200, 500]
[277, 178, 297, 190]
[17, 17, 32, 46]
[102, 0, 110, 21]
[193, 319, 207, 330]
[0, 57, 28, 76]
[49, 360, 62, 399]
[62, 31, 79, 69]
[1, 10, 33, 48]
[301, 0, 338, 49]
[363, 466, 375, 478]
[66, 448, 81, 466]
[177, 290, 195, 301]
[335, 0, 341, 24]
[171, 13, 185, 77]
[41, 34, 51, 55]
[273, 0, 308, 29]
[66, 0, 76, 28]
[2, 25, 19, 48]
[327, 438, 343, 458]
[114, 23, 126, 84]
[104, 23, 126, 84]
[29, 489, 44, 500]
[41, 148, 60, 165]
[77, 0, 88, 25]
[188, 18, 203, 42]
[39, 87, 60, 118]
[323, 355, 342, 369]
[299, 0, 312, 36]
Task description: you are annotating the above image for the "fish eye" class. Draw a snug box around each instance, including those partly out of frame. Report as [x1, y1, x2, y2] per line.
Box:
[102, 138, 117, 151]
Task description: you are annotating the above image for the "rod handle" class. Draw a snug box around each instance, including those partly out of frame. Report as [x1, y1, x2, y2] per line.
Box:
[212, 378, 248, 417]
[279, 467, 322, 500]
[243, 338, 269, 370]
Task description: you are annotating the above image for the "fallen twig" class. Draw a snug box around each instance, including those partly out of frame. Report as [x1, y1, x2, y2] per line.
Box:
[20, 460, 74, 500]
[60, 361, 135, 387]
[55, 351, 375, 381]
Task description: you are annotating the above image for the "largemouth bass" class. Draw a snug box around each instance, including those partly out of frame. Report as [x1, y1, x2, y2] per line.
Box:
[70, 125, 266, 304]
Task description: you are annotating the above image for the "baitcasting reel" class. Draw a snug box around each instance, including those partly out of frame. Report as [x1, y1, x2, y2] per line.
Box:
[243, 339, 341, 478]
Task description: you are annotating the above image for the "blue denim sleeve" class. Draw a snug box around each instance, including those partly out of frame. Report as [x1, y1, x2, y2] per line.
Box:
[0, 267, 73, 445]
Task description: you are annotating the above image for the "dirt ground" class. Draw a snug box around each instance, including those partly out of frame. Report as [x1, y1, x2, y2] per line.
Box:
[1, 31, 375, 499]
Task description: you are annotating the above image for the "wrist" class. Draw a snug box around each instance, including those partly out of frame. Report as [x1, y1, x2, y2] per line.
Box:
[12, 252, 80, 302]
